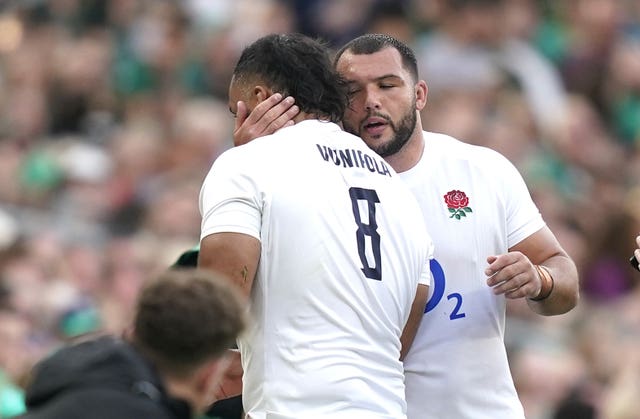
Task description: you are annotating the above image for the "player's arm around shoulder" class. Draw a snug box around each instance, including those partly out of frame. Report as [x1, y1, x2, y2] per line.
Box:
[487, 226, 579, 316]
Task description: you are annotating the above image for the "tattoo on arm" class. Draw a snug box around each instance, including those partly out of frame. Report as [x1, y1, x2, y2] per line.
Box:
[241, 265, 249, 283]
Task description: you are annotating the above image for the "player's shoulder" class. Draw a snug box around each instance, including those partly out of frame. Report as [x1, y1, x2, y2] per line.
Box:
[424, 131, 513, 167]
[203, 141, 268, 184]
[210, 142, 250, 169]
[215, 128, 285, 164]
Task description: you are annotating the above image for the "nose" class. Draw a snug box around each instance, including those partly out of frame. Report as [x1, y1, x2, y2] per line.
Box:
[364, 87, 381, 111]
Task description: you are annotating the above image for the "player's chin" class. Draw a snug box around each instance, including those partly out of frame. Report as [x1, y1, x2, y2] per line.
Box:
[360, 131, 388, 148]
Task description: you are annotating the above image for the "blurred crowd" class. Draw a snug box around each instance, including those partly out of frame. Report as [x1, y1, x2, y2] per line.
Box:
[0, 0, 639, 418]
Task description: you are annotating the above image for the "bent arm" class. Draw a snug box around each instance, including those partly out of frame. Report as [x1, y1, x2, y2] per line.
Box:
[198, 232, 261, 299]
[400, 283, 429, 361]
[510, 226, 579, 316]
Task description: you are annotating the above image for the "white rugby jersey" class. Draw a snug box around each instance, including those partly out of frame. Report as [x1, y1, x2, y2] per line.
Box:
[402, 132, 545, 419]
[200, 120, 432, 419]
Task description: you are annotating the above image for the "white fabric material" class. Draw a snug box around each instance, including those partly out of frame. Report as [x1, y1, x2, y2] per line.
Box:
[402, 132, 545, 419]
[200, 120, 433, 418]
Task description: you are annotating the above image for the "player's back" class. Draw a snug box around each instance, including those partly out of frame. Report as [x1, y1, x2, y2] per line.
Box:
[224, 120, 430, 418]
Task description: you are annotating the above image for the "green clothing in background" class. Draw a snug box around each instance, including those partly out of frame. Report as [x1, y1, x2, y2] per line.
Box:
[0, 371, 26, 418]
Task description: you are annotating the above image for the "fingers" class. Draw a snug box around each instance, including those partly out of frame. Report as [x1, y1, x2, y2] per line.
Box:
[631, 236, 640, 272]
[235, 100, 249, 130]
[484, 253, 517, 277]
[233, 93, 299, 146]
[485, 252, 538, 298]
[491, 271, 530, 298]
[487, 269, 527, 296]
[263, 98, 298, 131]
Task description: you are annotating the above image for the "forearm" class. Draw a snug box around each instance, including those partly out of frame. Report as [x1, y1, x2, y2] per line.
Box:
[527, 254, 579, 316]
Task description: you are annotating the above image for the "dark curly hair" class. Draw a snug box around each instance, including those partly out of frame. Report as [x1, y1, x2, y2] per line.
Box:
[334, 34, 419, 82]
[233, 33, 349, 123]
[132, 269, 246, 378]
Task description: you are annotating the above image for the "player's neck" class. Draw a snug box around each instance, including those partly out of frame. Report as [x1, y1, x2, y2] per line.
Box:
[384, 128, 425, 174]
[295, 111, 326, 124]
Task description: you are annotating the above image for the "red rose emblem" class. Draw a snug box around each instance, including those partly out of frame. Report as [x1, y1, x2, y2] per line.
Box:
[444, 190, 473, 220]
[444, 190, 469, 209]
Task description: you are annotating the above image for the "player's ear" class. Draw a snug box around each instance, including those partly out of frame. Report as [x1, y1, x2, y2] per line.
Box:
[253, 85, 272, 104]
[415, 80, 428, 111]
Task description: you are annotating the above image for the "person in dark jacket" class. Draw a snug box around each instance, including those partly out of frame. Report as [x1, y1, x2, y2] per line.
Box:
[171, 244, 244, 419]
[18, 268, 247, 419]
[173, 246, 244, 419]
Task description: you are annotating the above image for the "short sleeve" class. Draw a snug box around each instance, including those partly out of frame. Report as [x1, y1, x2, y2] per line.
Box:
[418, 234, 434, 287]
[499, 155, 546, 247]
[199, 148, 263, 241]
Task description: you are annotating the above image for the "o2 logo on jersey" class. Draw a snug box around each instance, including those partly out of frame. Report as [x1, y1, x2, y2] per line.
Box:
[425, 259, 466, 320]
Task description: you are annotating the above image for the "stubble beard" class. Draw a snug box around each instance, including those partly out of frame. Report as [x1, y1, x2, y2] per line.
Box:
[344, 105, 417, 158]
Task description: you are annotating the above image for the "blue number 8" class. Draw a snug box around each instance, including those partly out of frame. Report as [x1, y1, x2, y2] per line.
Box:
[349, 187, 382, 281]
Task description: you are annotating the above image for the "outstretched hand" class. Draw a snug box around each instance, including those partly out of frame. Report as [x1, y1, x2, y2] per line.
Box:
[485, 252, 542, 299]
[233, 93, 299, 146]
[632, 235, 640, 272]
